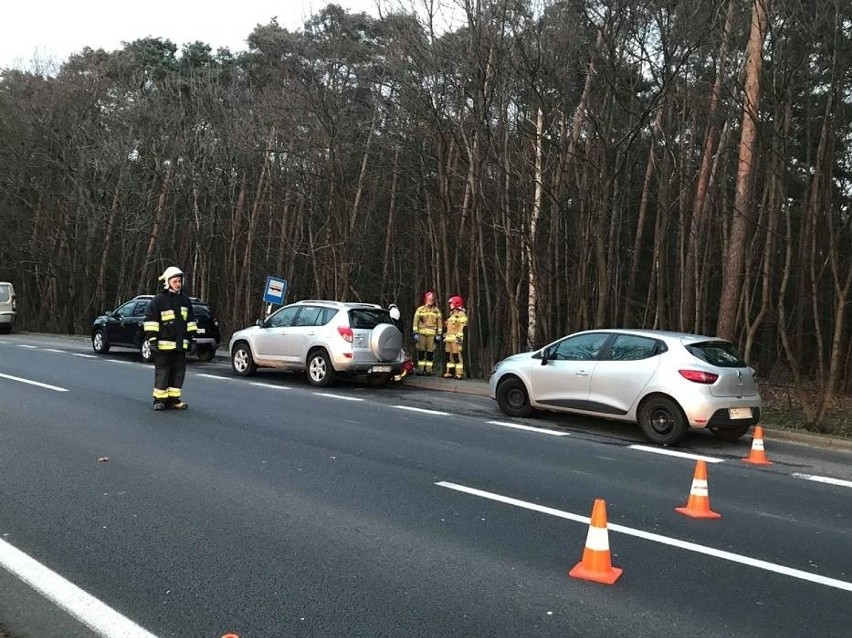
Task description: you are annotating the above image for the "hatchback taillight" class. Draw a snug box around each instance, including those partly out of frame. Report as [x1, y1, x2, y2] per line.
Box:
[679, 369, 718, 384]
[11, 295, 16, 311]
[337, 326, 353, 343]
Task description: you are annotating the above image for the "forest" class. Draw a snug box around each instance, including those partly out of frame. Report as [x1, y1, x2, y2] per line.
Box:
[0, 0, 850, 428]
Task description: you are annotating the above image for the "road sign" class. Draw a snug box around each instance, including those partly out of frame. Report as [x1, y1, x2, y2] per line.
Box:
[263, 276, 288, 306]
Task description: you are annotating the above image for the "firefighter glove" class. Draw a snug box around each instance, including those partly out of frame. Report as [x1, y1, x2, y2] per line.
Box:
[412, 333, 419, 342]
[435, 334, 442, 342]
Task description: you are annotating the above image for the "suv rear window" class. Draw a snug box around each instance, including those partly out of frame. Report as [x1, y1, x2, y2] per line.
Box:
[686, 341, 747, 367]
[193, 304, 213, 319]
[349, 309, 391, 329]
[0, 285, 10, 302]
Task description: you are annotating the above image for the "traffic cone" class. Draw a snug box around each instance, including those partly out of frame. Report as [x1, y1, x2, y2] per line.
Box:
[569, 499, 622, 585]
[676, 459, 721, 519]
[743, 425, 772, 465]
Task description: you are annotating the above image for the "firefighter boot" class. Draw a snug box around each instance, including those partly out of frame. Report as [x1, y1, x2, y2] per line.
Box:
[153, 400, 166, 411]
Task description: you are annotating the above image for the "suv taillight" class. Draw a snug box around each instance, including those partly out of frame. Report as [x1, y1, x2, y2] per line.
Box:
[337, 326, 353, 343]
[11, 295, 15, 311]
[679, 369, 718, 384]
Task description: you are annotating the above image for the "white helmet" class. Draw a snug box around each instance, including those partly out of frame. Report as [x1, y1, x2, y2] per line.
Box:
[159, 266, 184, 289]
[388, 303, 401, 321]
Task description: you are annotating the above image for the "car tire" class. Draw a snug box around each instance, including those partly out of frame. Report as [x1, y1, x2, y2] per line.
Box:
[140, 339, 154, 363]
[231, 343, 257, 377]
[638, 396, 688, 446]
[709, 423, 751, 441]
[370, 323, 403, 361]
[196, 347, 215, 362]
[496, 377, 534, 417]
[307, 350, 335, 387]
[92, 329, 110, 354]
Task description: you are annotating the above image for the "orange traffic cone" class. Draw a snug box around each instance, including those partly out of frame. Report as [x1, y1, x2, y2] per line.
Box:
[569, 499, 623, 584]
[743, 425, 772, 465]
[676, 459, 721, 519]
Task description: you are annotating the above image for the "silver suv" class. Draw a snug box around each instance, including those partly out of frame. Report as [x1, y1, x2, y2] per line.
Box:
[229, 300, 404, 387]
[0, 282, 17, 334]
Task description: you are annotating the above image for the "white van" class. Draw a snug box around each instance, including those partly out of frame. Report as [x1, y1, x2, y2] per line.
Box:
[0, 282, 17, 334]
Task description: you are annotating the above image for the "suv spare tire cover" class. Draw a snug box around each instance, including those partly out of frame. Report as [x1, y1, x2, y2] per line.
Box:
[370, 323, 403, 362]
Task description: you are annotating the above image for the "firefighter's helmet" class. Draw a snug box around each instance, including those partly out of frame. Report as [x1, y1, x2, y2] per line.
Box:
[159, 266, 184, 289]
[449, 295, 464, 309]
[388, 303, 401, 321]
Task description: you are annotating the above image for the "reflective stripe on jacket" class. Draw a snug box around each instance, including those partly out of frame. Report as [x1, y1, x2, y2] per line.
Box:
[444, 309, 468, 343]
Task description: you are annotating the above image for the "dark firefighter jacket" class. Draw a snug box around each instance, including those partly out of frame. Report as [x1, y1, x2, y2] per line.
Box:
[143, 290, 198, 351]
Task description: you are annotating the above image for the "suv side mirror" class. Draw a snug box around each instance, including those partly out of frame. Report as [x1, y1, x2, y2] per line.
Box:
[256, 319, 264, 327]
[540, 347, 551, 365]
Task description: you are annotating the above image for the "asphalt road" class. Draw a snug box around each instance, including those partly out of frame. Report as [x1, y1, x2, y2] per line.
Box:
[0, 334, 850, 637]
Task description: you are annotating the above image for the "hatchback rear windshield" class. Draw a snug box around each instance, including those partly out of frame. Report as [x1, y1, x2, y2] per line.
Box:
[0, 285, 10, 302]
[349, 309, 391, 329]
[686, 341, 747, 368]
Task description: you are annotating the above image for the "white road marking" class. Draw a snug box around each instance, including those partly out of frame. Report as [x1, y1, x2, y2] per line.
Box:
[0, 537, 157, 638]
[197, 373, 233, 381]
[393, 405, 451, 416]
[17, 344, 38, 349]
[107, 360, 134, 365]
[436, 481, 852, 593]
[629, 444, 724, 463]
[487, 420, 570, 436]
[73, 353, 98, 359]
[0, 373, 68, 392]
[314, 392, 364, 402]
[249, 381, 293, 391]
[42, 348, 65, 354]
[791, 473, 852, 489]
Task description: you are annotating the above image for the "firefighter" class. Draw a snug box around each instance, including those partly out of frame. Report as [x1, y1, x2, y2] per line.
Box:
[412, 290, 443, 375]
[443, 295, 468, 379]
[144, 266, 197, 410]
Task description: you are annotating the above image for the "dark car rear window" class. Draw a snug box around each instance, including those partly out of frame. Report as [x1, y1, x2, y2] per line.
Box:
[349, 308, 391, 329]
[193, 304, 213, 319]
[686, 341, 747, 367]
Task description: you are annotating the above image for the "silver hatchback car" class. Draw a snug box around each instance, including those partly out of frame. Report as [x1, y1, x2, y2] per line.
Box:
[230, 300, 405, 387]
[489, 329, 761, 446]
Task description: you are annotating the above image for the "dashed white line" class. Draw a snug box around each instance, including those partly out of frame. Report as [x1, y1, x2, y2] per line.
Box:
[17, 344, 38, 349]
[436, 481, 852, 592]
[0, 538, 157, 638]
[629, 444, 724, 463]
[791, 473, 852, 489]
[42, 348, 65, 354]
[313, 392, 364, 402]
[487, 420, 570, 436]
[72, 353, 98, 359]
[197, 373, 233, 381]
[393, 405, 451, 416]
[249, 381, 293, 391]
[0, 373, 68, 392]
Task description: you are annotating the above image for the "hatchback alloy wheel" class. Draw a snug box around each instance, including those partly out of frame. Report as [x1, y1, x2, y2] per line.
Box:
[92, 329, 110, 354]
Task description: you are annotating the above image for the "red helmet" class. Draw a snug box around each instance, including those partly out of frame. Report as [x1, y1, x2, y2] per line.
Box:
[449, 295, 464, 309]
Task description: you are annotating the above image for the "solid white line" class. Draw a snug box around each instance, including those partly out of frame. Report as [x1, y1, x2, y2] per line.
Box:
[435, 481, 852, 593]
[487, 420, 570, 436]
[72, 353, 98, 359]
[17, 344, 38, 349]
[0, 538, 157, 637]
[0, 373, 68, 392]
[314, 392, 364, 402]
[791, 473, 852, 489]
[629, 444, 724, 463]
[249, 382, 293, 391]
[393, 405, 451, 416]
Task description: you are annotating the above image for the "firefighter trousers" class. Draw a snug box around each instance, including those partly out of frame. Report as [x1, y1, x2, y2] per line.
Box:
[152, 350, 187, 404]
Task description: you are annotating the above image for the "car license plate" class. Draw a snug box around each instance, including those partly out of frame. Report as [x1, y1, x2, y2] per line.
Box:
[371, 365, 391, 373]
[197, 328, 206, 334]
[729, 407, 752, 420]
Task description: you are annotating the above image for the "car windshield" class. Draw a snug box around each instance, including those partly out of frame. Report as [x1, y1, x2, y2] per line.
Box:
[349, 308, 391, 329]
[0, 286, 9, 302]
[686, 341, 747, 368]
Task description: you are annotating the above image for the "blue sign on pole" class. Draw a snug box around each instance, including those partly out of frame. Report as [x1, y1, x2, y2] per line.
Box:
[263, 276, 288, 306]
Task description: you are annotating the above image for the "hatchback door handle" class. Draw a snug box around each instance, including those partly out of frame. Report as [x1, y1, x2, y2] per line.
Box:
[576, 371, 589, 376]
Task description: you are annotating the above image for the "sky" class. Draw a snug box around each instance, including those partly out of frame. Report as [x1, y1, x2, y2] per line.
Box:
[0, 1, 384, 71]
